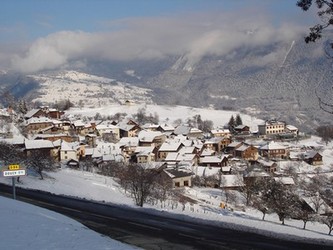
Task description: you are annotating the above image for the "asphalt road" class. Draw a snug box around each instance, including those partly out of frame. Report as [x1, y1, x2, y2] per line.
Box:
[0, 183, 332, 250]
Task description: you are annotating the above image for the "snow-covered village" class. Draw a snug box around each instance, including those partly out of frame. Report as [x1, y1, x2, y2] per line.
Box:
[1, 102, 333, 249]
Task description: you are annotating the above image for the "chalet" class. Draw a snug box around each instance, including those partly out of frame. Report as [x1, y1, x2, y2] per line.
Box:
[158, 142, 184, 160]
[141, 123, 160, 131]
[200, 155, 228, 167]
[255, 159, 278, 173]
[118, 137, 139, 161]
[60, 141, 82, 161]
[118, 122, 141, 138]
[274, 177, 295, 186]
[203, 137, 232, 153]
[164, 152, 199, 166]
[234, 125, 250, 135]
[96, 123, 120, 141]
[259, 141, 289, 159]
[34, 133, 73, 143]
[303, 151, 323, 166]
[24, 139, 56, 159]
[47, 108, 64, 119]
[187, 127, 204, 139]
[161, 167, 193, 188]
[234, 144, 258, 161]
[210, 128, 231, 138]
[243, 164, 270, 184]
[138, 130, 166, 148]
[224, 141, 243, 155]
[157, 124, 175, 136]
[220, 175, 244, 190]
[24, 108, 47, 120]
[72, 120, 86, 135]
[25, 117, 54, 134]
[85, 134, 97, 147]
[134, 146, 156, 163]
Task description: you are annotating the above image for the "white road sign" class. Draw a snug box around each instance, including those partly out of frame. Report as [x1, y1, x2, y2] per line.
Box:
[3, 169, 26, 177]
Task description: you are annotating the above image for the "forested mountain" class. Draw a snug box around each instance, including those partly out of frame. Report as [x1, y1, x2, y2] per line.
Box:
[1, 36, 332, 132]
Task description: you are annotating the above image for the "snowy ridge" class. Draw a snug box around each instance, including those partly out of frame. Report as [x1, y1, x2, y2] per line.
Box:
[29, 70, 153, 107]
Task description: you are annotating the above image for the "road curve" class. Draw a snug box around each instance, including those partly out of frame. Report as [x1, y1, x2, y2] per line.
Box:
[0, 183, 332, 250]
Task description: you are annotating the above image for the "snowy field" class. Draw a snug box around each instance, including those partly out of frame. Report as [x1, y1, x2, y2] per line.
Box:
[67, 103, 264, 132]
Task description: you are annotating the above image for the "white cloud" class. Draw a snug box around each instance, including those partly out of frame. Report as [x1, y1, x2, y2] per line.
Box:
[8, 11, 306, 73]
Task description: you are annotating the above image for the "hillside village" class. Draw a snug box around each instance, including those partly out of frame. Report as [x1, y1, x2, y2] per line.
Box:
[1, 104, 333, 230]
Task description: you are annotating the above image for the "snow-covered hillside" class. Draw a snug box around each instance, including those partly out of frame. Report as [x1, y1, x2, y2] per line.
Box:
[66, 103, 264, 132]
[29, 70, 153, 107]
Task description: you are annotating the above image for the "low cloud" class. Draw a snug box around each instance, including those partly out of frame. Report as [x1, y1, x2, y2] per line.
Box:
[8, 10, 306, 73]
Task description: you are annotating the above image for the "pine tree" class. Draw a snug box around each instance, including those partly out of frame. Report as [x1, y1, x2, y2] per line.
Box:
[235, 114, 243, 126]
[228, 115, 235, 129]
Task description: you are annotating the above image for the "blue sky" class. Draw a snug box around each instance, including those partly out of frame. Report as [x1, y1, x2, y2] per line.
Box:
[1, 0, 310, 41]
[0, 0, 318, 72]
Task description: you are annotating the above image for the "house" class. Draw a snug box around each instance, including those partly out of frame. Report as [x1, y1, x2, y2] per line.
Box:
[255, 159, 278, 173]
[85, 134, 97, 147]
[118, 137, 139, 161]
[118, 122, 141, 138]
[303, 151, 323, 166]
[96, 123, 120, 141]
[24, 139, 57, 160]
[203, 137, 232, 154]
[158, 142, 184, 160]
[274, 177, 295, 186]
[210, 128, 231, 138]
[200, 155, 228, 167]
[25, 117, 54, 134]
[224, 141, 243, 155]
[234, 144, 258, 161]
[134, 146, 156, 163]
[138, 130, 166, 148]
[164, 152, 199, 166]
[34, 133, 73, 143]
[234, 125, 250, 135]
[60, 141, 82, 161]
[161, 167, 193, 188]
[24, 108, 47, 120]
[220, 175, 244, 190]
[259, 141, 289, 159]
[157, 124, 175, 136]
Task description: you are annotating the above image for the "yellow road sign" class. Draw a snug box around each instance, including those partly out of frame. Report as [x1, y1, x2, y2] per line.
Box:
[8, 164, 20, 170]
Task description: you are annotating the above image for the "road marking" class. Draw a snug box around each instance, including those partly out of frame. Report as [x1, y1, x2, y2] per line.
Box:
[128, 222, 161, 231]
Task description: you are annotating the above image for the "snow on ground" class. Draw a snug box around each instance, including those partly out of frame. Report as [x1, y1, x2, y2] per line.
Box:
[67, 103, 263, 132]
[1, 157, 333, 247]
[0, 196, 136, 250]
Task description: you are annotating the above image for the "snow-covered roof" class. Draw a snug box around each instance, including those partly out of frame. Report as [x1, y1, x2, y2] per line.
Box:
[260, 141, 287, 150]
[274, 177, 295, 185]
[25, 139, 54, 149]
[159, 142, 183, 151]
[221, 175, 244, 188]
[138, 130, 164, 142]
[25, 117, 53, 125]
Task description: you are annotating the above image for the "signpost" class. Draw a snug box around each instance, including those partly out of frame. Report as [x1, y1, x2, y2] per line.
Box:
[1, 164, 26, 199]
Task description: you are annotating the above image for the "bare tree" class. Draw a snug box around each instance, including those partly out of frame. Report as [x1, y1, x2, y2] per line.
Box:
[117, 163, 158, 207]
[297, 0, 333, 113]
[261, 178, 299, 225]
[25, 151, 56, 180]
[320, 214, 333, 235]
[0, 142, 24, 166]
